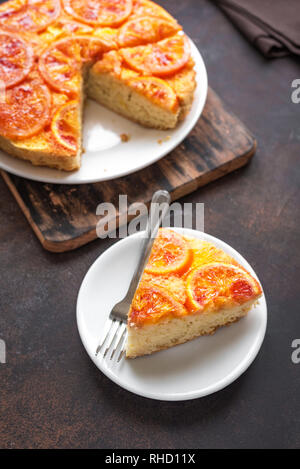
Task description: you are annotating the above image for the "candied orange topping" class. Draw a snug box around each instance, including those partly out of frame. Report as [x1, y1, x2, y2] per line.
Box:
[131, 0, 175, 23]
[121, 33, 190, 77]
[63, 0, 133, 27]
[145, 229, 192, 275]
[185, 263, 261, 313]
[39, 36, 111, 96]
[128, 76, 179, 112]
[118, 15, 181, 48]
[51, 100, 80, 152]
[129, 284, 187, 327]
[129, 229, 262, 326]
[0, 31, 33, 89]
[0, 74, 51, 139]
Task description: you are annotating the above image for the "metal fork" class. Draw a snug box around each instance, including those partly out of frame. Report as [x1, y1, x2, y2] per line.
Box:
[95, 190, 171, 362]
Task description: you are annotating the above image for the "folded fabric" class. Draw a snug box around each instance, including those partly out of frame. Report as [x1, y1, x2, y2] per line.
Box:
[213, 0, 300, 57]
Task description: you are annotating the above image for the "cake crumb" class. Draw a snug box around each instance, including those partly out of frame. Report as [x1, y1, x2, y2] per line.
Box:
[120, 133, 130, 142]
[157, 135, 171, 145]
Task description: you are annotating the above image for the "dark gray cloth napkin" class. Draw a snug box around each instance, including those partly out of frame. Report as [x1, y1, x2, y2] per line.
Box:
[213, 0, 300, 57]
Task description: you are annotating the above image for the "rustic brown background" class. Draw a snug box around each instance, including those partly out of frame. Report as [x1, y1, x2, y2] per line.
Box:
[0, 0, 299, 448]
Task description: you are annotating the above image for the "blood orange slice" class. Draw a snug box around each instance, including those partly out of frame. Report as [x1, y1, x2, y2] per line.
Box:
[185, 263, 262, 313]
[51, 100, 80, 152]
[0, 77, 51, 139]
[118, 15, 181, 48]
[0, 31, 33, 89]
[129, 284, 187, 326]
[0, 0, 25, 21]
[132, 0, 175, 23]
[121, 33, 190, 77]
[0, 0, 61, 33]
[39, 36, 109, 95]
[47, 17, 94, 39]
[145, 229, 192, 275]
[63, 0, 132, 26]
[128, 76, 178, 112]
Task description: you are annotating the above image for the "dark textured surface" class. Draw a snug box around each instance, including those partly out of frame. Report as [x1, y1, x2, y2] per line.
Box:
[2, 87, 255, 252]
[0, 0, 299, 449]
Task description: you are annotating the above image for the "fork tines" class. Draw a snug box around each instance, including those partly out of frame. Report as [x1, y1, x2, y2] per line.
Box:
[96, 318, 127, 362]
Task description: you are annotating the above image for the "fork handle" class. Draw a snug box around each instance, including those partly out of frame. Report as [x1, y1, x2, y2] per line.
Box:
[126, 190, 171, 300]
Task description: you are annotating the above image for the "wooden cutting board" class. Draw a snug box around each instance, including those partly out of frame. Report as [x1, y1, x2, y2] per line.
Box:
[1, 87, 256, 252]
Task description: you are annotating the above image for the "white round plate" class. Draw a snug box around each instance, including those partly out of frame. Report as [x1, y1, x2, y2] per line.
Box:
[77, 228, 267, 401]
[0, 39, 207, 184]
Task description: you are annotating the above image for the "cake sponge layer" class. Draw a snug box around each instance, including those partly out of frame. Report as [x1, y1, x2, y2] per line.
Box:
[126, 300, 258, 358]
[88, 69, 180, 129]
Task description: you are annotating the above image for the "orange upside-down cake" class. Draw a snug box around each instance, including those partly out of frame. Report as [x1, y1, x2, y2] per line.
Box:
[126, 229, 262, 358]
[0, 0, 197, 171]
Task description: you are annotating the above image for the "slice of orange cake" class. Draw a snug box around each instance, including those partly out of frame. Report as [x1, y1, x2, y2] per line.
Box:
[126, 229, 262, 358]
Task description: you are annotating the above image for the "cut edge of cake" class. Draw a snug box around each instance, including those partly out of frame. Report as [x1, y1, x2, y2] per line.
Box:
[0, 130, 81, 172]
[88, 54, 196, 130]
[126, 298, 260, 358]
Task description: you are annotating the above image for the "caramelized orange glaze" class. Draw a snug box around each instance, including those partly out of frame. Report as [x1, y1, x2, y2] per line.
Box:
[117, 15, 181, 48]
[0, 0, 61, 33]
[63, 0, 133, 27]
[0, 31, 34, 88]
[0, 70, 52, 140]
[0, 0, 193, 158]
[51, 100, 80, 151]
[120, 34, 190, 77]
[185, 262, 260, 314]
[145, 229, 192, 275]
[129, 229, 262, 327]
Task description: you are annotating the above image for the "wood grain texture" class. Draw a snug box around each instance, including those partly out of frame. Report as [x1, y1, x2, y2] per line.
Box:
[1, 87, 256, 252]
